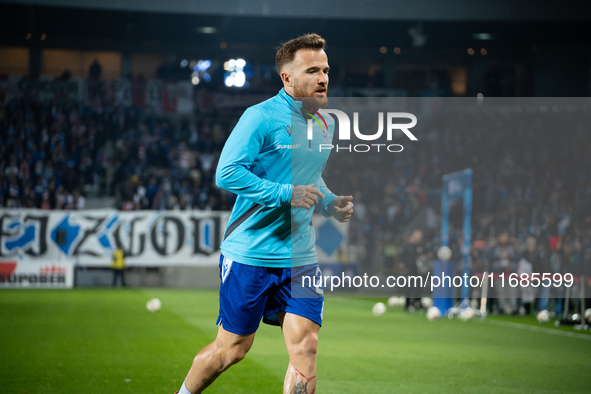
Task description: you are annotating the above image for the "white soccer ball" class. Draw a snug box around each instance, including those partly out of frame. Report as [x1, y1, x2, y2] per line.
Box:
[372, 302, 387, 316]
[397, 296, 406, 306]
[584, 308, 591, 321]
[447, 307, 460, 318]
[387, 296, 405, 308]
[387, 296, 398, 308]
[146, 298, 161, 313]
[536, 309, 550, 324]
[437, 246, 452, 261]
[426, 306, 441, 321]
[459, 308, 476, 321]
[421, 297, 433, 309]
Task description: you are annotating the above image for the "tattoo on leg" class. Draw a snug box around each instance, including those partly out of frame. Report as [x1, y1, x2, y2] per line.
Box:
[291, 368, 316, 394]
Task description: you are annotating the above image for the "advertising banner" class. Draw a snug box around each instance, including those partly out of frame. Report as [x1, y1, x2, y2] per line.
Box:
[0, 260, 75, 288]
[0, 209, 230, 267]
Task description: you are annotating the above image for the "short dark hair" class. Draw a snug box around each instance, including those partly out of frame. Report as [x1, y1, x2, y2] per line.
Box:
[276, 33, 326, 74]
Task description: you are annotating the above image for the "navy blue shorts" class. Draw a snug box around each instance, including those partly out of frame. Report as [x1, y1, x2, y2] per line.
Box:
[216, 254, 324, 336]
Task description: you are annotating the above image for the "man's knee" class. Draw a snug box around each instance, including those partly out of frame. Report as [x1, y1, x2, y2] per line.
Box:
[226, 345, 249, 367]
[215, 341, 251, 370]
[290, 332, 318, 358]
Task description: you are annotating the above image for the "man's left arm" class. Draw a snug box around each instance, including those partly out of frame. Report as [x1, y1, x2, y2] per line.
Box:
[314, 175, 353, 223]
[314, 175, 336, 217]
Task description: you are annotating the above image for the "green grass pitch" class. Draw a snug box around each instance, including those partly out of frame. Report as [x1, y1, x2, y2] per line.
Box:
[1, 289, 590, 393]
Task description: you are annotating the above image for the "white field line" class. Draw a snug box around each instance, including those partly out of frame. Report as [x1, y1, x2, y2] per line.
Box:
[488, 319, 591, 340]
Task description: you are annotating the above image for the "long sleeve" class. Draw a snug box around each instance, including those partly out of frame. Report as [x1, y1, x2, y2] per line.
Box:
[216, 107, 292, 207]
[314, 171, 337, 218]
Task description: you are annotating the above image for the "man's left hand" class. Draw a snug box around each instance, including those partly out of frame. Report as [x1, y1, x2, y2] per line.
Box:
[331, 195, 354, 222]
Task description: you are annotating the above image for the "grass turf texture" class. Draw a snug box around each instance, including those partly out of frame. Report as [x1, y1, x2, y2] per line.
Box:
[1, 290, 590, 393]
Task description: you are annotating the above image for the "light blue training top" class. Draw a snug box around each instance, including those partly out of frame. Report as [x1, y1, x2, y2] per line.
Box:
[216, 88, 337, 267]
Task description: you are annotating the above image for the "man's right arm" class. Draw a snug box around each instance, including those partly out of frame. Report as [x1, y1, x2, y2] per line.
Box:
[216, 107, 292, 208]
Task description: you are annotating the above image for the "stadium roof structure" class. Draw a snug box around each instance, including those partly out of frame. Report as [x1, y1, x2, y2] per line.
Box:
[2, 2, 590, 54]
[4, 0, 591, 21]
[2, 0, 590, 96]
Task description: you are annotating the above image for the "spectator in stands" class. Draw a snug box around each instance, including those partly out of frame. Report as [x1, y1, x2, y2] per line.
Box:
[89, 59, 102, 80]
[488, 231, 519, 314]
[399, 229, 424, 311]
[546, 239, 565, 316]
[519, 236, 545, 314]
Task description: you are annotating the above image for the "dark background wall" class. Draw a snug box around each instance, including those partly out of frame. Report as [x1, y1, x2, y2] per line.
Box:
[1, 0, 590, 96]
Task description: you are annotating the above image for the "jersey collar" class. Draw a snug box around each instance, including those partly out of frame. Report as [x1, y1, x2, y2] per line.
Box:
[279, 88, 303, 109]
[279, 88, 318, 121]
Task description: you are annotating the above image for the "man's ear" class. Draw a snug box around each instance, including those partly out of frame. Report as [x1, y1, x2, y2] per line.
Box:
[280, 71, 291, 86]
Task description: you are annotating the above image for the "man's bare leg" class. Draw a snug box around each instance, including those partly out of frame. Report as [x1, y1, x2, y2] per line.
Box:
[279, 312, 320, 394]
[183, 324, 255, 394]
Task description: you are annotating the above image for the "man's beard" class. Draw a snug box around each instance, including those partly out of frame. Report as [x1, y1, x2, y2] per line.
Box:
[293, 82, 328, 109]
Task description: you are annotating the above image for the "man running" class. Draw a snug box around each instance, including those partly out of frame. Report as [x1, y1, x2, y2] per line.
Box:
[177, 33, 353, 394]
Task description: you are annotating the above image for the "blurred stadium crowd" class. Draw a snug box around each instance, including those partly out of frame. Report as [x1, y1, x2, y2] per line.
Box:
[337, 109, 591, 247]
[395, 228, 591, 315]
[331, 106, 591, 314]
[0, 72, 238, 211]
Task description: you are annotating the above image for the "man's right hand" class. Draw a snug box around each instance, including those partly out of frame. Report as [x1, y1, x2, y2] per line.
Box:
[290, 184, 324, 209]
